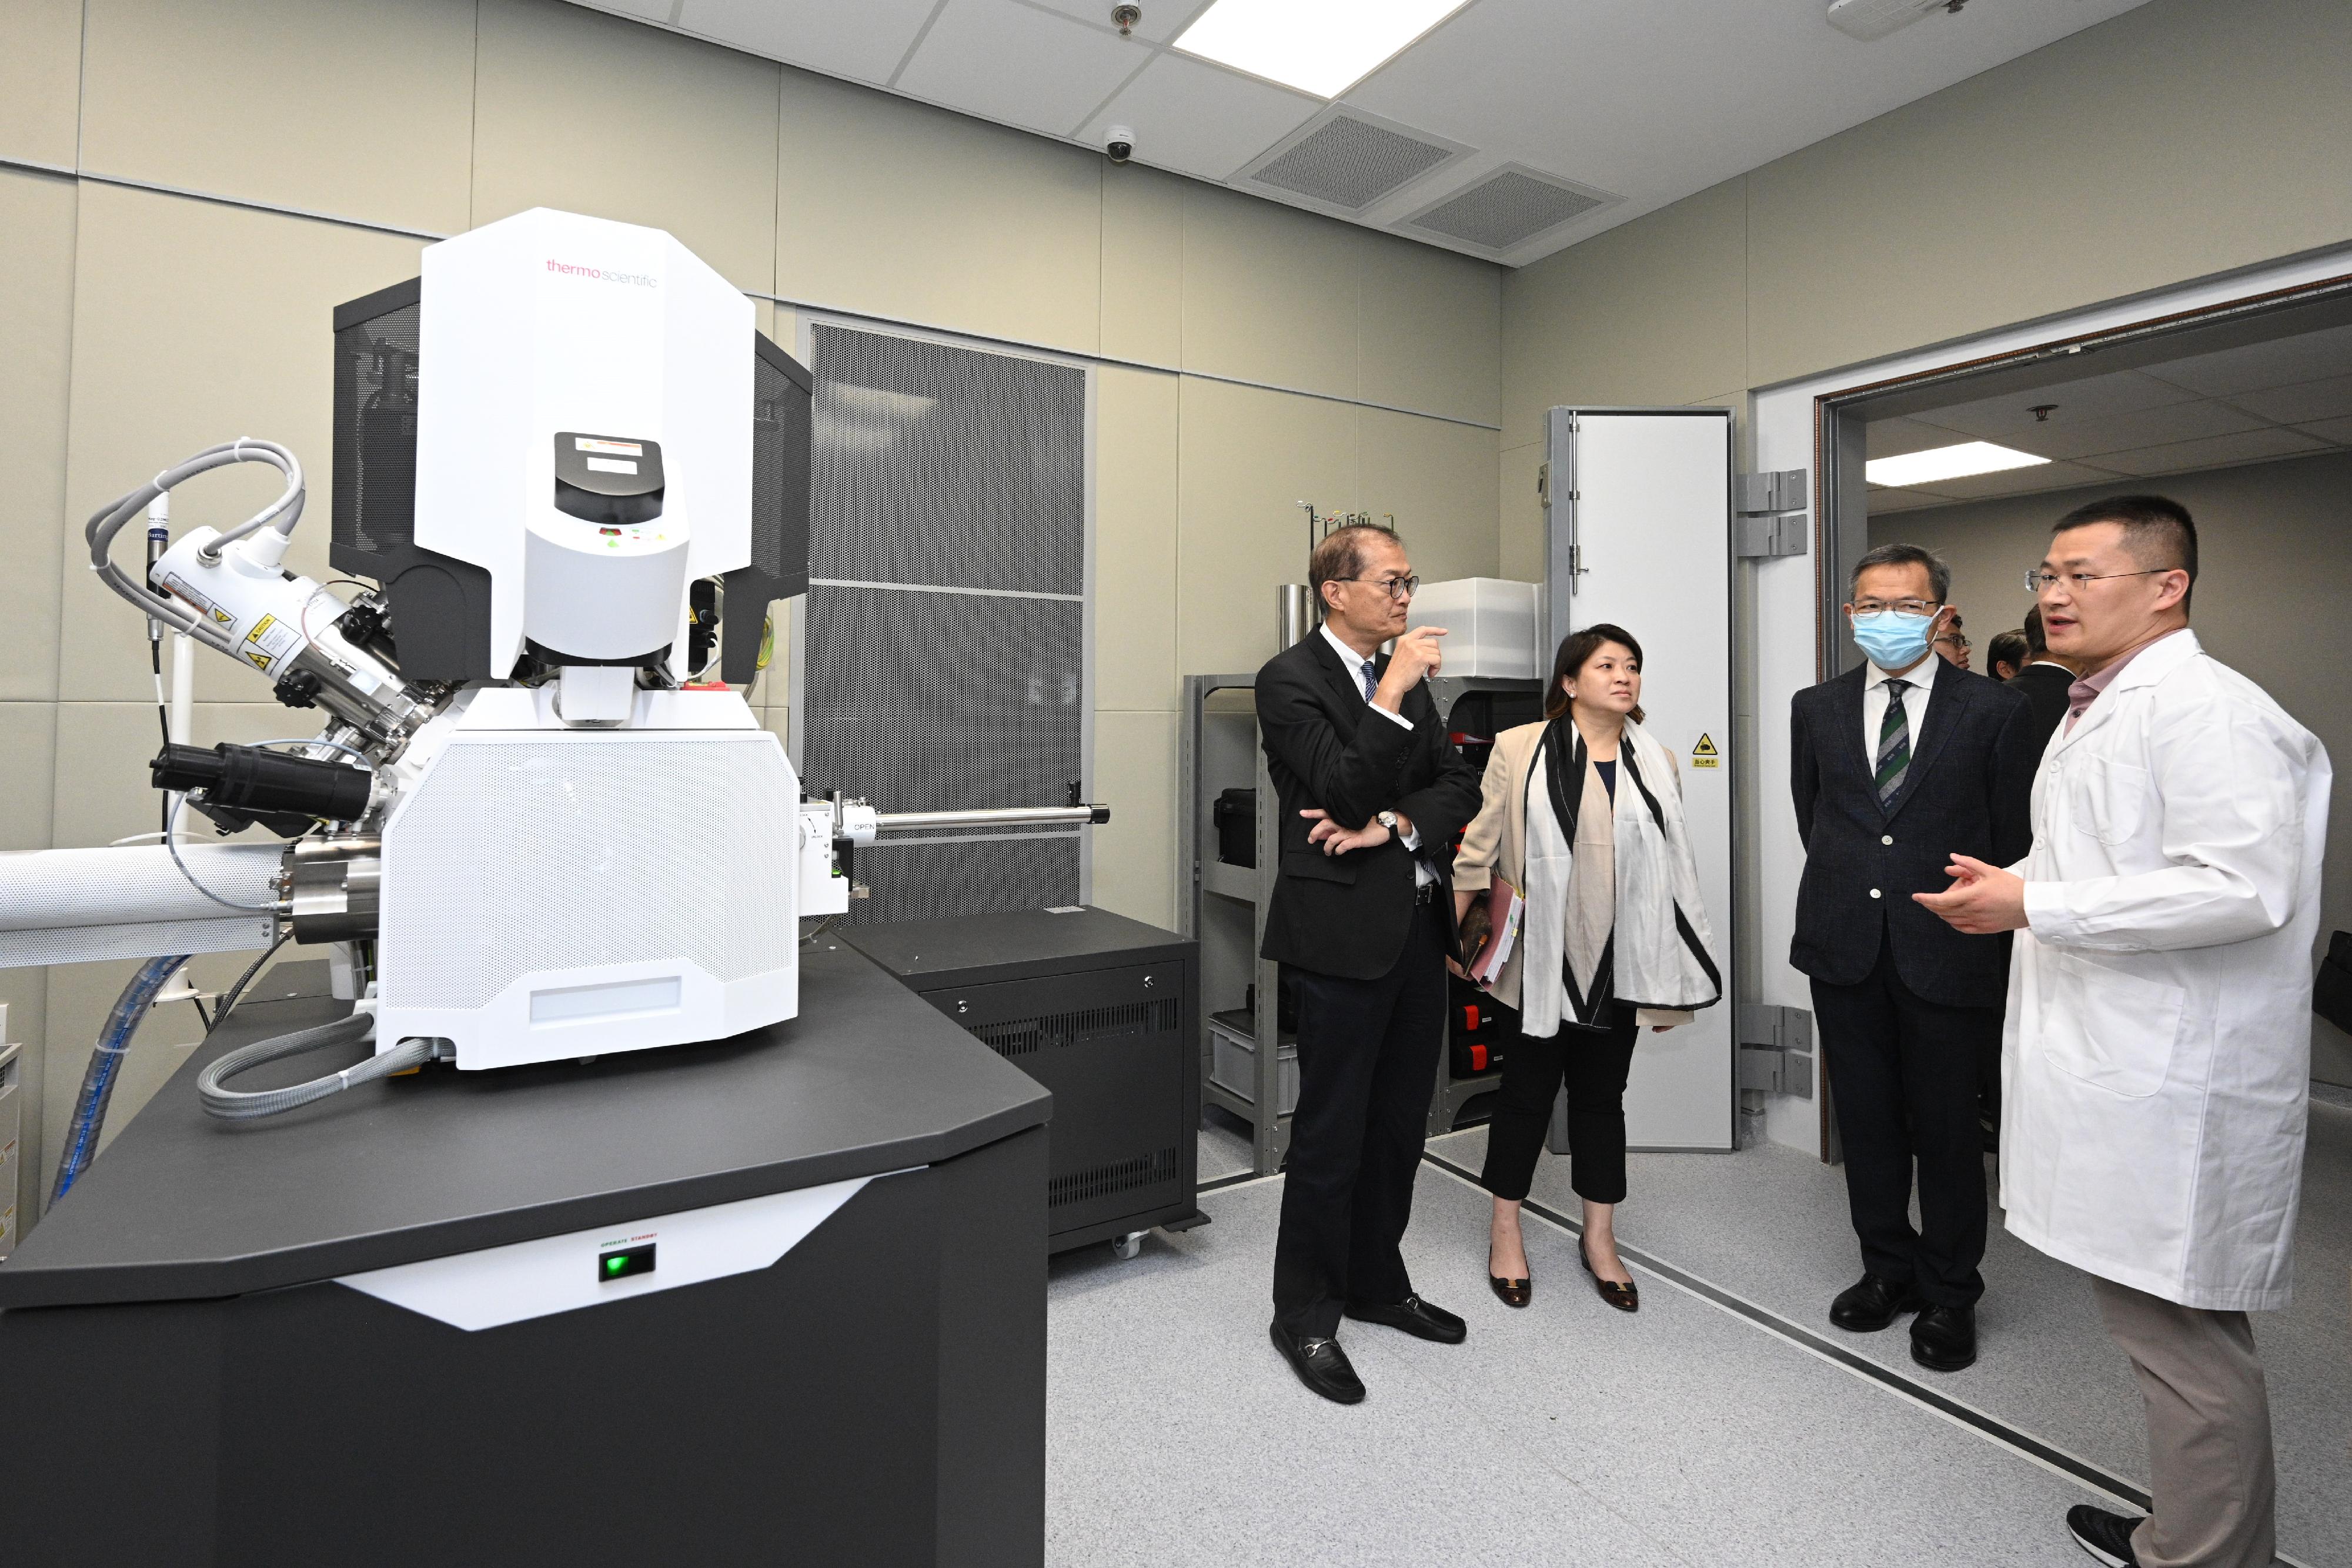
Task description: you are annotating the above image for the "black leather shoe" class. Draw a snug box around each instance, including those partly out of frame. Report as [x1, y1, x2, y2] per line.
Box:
[1269, 1320, 1365, 1404]
[1910, 1303, 1977, 1372]
[1488, 1247, 1531, 1309]
[2065, 1505, 2143, 1566]
[1344, 1293, 1467, 1344]
[1579, 1234, 1638, 1313]
[1829, 1272, 1925, 1332]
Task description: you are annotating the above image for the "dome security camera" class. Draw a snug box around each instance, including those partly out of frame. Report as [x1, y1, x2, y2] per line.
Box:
[1104, 125, 1135, 165]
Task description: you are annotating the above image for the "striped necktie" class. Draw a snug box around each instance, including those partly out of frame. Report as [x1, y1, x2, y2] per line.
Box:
[1360, 659, 1378, 701]
[1875, 678, 1912, 805]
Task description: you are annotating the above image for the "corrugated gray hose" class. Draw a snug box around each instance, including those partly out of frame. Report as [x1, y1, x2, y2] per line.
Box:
[196, 1014, 433, 1121]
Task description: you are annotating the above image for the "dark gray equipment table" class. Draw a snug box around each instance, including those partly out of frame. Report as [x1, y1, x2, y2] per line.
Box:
[843, 907, 1200, 1258]
[0, 942, 1049, 1568]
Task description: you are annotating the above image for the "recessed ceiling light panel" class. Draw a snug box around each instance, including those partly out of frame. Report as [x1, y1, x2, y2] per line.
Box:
[1174, 0, 1473, 99]
[1866, 441, 2050, 488]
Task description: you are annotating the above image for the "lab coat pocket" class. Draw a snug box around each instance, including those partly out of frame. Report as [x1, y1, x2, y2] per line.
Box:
[2039, 951, 2183, 1099]
[2066, 755, 2149, 847]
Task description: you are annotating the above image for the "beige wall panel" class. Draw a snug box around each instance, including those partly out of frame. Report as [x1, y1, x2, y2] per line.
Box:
[1883, 450, 2352, 1082]
[0, 0, 81, 166]
[1094, 367, 1180, 712]
[1100, 164, 1185, 368]
[2, 704, 56, 1235]
[49, 701, 315, 850]
[1499, 177, 1747, 450]
[1746, 0, 2352, 389]
[59, 186, 425, 704]
[1175, 378, 1353, 678]
[0, 170, 76, 702]
[1498, 440, 1545, 585]
[1355, 407, 1499, 588]
[474, 0, 780, 292]
[1180, 183, 1358, 402]
[79, 0, 475, 235]
[774, 69, 1101, 354]
[1358, 235, 1502, 427]
[1088, 709, 1177, 930]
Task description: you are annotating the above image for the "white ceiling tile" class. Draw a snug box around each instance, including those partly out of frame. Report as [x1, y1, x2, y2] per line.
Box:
[678, 0, 940, 83]
[1867, 417, 1972, 459]
[1080, 49, 1320, 182]
[583, 0, 673, 22]
[1916, 459, 2124, 502]
[1907, 369, 2199, 440]
[2137, 322, 2352, 397]
[2293, 415, 2352, 447]
[2230, 372, 2352, 427]
[900, 0, 1151, 136]
[1975, 399, 2269, 463]
[2089, 427, 2330, 477]
[1020, 0, 1215, 45]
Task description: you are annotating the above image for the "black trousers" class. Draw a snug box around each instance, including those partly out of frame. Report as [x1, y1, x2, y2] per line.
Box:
[1272, 899, 1449, 1338]
[1479, 1009, 1638, 1205]
[1810, 937, 1996, 1309]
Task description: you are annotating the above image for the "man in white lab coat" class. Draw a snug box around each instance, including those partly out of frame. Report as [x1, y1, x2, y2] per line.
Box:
[1917, 494, 2330, 1568]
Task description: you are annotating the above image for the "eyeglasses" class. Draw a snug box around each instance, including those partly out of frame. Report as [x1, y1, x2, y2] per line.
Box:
[1849, 599, 1940, 617]
[1935, 631, 1972, 651]
[2023, 568, 2171, 593]
[1345, 574, 1419, 601]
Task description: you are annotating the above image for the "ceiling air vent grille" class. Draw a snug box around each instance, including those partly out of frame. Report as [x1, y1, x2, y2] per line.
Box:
[1241, 111, 1466, 213]
[1406, 166, 1618, 254]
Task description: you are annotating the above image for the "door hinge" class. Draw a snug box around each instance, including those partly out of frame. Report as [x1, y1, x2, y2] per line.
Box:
[1736, 1004, 1814, 1098]
[1735, 514, 1809, 559]
[1736, 468, 1807, 516]
[1536, 462, 1549, 504]
[1565, 544, 1588, 577]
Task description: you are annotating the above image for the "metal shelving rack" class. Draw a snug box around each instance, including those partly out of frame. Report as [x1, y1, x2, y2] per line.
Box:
[1181, 673, 1511, 1176]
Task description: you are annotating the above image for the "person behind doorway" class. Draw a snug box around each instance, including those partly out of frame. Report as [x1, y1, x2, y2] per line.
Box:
[1451, 626, 1722, 1314]
[1788, 543, 2037, 1373]
[1916, 494, 2330, 1568]
[1987, 628, 2030, 683]
[1934, 609, 1973, 671]
[1254, 524, 1485, 1405]
[2008, 604, 2077, 756]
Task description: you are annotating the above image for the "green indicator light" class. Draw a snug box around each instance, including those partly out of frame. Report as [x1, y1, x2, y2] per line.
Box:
[606, 1256, 627, 1274]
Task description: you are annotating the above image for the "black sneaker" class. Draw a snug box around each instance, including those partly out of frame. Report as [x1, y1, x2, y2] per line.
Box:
[2066, 1505, 2143, 1566]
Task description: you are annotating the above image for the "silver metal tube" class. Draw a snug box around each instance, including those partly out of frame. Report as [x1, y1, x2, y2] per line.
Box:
[871, 805, 1108, 832]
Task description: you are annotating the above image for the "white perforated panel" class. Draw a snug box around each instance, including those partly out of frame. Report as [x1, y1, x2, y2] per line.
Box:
[380, 733, 797, 1011]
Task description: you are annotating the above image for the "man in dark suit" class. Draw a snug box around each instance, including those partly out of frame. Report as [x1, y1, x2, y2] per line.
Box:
[2007, 604, 2076, 756]
[1257, 523, 1483, 1404]
[1790, 543, 2037, 1373]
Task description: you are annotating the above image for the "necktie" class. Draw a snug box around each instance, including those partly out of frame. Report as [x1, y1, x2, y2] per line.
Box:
[1875, 678, 1912, 805]
[1361, 659, 1378, 702]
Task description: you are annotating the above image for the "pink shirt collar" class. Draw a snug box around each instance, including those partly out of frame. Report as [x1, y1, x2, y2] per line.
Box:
[2064, 628, 2186, 731]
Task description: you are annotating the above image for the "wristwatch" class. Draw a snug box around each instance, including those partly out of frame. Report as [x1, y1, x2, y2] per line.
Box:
[1377, 810, 1399, 833]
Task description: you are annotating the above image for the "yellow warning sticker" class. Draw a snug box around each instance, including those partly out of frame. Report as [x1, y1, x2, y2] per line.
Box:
[245, 649, 274, 672]
[211, 607, 234, 624]
[1691, 733, 1721, 769]
[245, 614, 276, 644]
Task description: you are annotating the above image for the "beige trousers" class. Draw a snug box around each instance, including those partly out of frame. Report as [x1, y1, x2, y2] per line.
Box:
[2092, 1275, 2277, 1568]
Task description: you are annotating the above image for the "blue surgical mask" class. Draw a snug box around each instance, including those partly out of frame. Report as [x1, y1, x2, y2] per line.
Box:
[1850, 610, 1936, 670]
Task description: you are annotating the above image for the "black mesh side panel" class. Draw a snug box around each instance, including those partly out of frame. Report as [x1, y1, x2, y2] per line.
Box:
[807, 327, 1084, 595]
[724, 333, 813, 684]
[330, 289, 422, 575]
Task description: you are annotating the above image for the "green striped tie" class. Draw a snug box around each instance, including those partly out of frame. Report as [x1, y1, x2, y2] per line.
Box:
[1875, 679, 1912, 805]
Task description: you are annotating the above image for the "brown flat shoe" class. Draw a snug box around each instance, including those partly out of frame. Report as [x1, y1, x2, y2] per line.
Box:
[1488, 1245, 1532, 1309]
[1580, 1233, 1638, 1313]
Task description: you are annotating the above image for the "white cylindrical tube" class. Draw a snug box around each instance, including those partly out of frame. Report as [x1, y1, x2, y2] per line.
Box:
[0, 844, 282, 932]
[169, 632, 195, 742]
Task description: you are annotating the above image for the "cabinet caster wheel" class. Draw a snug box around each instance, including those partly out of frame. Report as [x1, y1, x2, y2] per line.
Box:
[1110, 1231, 1145, 1261]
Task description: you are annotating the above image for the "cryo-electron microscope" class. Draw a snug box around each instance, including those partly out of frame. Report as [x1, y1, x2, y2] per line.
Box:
[1, 206, 1104, 1151]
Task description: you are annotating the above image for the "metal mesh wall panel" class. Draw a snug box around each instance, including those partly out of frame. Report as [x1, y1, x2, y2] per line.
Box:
[808, 326, 1085, 594]
[850, 837, 1081, 927]
[804, 324, 1088, 925]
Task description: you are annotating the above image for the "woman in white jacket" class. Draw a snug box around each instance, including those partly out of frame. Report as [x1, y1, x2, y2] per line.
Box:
[1453, 625, 1721, 1313]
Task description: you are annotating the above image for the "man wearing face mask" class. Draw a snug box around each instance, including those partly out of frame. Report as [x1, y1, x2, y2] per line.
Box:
[1789, 544, 2038, 1372]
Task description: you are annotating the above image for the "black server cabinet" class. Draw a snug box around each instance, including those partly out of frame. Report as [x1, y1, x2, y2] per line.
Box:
[846, 907, 1201, 1254]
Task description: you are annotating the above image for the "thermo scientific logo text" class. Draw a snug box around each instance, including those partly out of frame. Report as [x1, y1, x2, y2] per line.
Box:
[544, 259, 657, 287]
